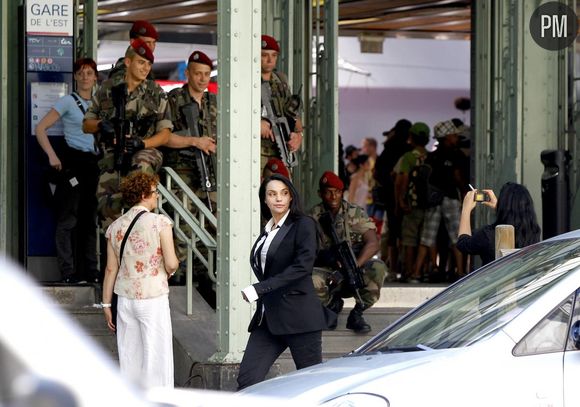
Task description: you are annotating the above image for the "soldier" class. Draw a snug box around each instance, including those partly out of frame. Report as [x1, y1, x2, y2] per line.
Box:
[83, 39, 172, 229]
[260, 34, 303, 172]
[164, 50, 217, 208]
[310, 171, 388, 333]
[108, 20, 158, 81]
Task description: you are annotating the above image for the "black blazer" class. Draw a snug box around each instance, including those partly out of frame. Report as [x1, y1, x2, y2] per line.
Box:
[248, 214, 330, 335]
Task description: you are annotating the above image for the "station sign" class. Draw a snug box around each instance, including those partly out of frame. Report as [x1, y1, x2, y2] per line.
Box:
[26, 0, 74, 37]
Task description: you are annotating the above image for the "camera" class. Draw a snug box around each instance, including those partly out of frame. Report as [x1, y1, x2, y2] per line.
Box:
[474, 190, 490, 202]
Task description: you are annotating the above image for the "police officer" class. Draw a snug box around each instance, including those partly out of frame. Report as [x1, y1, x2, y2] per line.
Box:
[164, 50, 217, 207]
[108, 20, 159, 81]
[310, 171, 387, 333]
[260, 34, 303, 172]
[83, 39, 173, 229]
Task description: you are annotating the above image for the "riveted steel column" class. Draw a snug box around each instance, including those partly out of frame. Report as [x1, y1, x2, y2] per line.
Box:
[303, 0, 338, 209]
[473, 0, 567, 227]
[211, 0, 261, 363]
[0, 0, 21, 258]
[81, 0, 97, 60]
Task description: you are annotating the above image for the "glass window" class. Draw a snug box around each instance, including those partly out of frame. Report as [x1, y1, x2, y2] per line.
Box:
[356, 239, 580, 354]
[514, 294, 574, 356]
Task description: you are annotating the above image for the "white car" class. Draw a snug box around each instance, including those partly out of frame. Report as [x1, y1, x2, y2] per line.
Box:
[0, 258, 311, 407]
[242, 230, 580, 406]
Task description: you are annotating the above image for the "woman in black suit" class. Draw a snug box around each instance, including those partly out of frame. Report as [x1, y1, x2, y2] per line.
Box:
[237, 174, 334, 390]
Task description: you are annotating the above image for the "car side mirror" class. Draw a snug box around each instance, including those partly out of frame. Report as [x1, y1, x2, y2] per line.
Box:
[570, 320, 580, 349]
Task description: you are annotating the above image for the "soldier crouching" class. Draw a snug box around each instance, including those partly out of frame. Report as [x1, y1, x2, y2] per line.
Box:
[309, 171, 388, 333]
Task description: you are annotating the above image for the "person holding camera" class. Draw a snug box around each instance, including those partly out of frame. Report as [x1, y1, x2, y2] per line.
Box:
[457, 182, 541, 266]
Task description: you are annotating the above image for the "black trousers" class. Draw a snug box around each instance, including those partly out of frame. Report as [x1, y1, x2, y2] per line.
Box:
[53, 145, 100, 279]
[237, 318, 322, 391]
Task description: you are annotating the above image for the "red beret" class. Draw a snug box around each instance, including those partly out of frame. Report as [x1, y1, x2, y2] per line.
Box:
[261, 35, 280, 52]
[129, 39, 154, 63]
[319, 171, 344, 191]
[188, 51, 213, 69]
[265, 158, 290, 178]
[130, 20, 159, 41]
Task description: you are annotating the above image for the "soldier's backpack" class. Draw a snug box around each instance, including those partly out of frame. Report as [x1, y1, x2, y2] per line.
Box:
[407, 154, 444, 209]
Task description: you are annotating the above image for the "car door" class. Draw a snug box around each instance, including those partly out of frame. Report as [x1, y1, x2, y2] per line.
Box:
[564, 288, 580, 406]
[509, 294, 575, 407]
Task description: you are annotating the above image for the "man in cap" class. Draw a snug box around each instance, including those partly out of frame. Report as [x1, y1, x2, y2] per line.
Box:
[164, 50, 217, 207]
[309, 171, 387, 333]
[109, 20, 159, 81]
[162, 50, 218, 287]
[83, 39, 172, 229]
[393, 122, 430, 282]
[260, 34, 303, 173]
[414, 119, 468, 282]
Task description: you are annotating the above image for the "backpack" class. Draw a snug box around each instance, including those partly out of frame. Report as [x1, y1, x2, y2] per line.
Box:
[407, 154, 444, 209]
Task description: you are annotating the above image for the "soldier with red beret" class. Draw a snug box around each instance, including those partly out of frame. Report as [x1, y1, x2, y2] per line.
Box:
[162, 50, 218, 285]
[83, 38, 173, 230]
[309, 171, 388, 333]
[260, 34, 304, 174]
[109, 20, 159, 81]
[262, 157, 290, 179]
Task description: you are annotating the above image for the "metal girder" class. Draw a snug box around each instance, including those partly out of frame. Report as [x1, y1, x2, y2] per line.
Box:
[472, 0, 568, 228]
[211, 0, 262, 364]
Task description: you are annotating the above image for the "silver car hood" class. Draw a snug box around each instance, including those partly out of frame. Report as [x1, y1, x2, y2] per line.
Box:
[242, 347, 461, 400]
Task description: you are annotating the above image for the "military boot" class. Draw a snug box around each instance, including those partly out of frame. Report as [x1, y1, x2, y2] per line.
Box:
[346, 304, 371, 333]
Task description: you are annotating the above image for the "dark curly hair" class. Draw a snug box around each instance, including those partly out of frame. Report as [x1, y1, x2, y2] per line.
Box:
[120, 172, 159, 207]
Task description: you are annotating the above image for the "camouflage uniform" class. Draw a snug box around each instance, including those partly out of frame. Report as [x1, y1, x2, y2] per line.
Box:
[165, 85, 217, 206]
[261, 71, 299, 170]
[164, 86, 218, 275]
[85, 74, 172, 229]
[309, 200, 387, 310]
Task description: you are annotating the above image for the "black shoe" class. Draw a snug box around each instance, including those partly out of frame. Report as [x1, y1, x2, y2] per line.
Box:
[61, 274, 87, 284]
[346, 306, 371, 333]
[327, 296, 344, 314]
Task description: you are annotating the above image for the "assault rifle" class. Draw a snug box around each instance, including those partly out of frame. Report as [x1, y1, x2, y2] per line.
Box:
[180, 102, 217, 211]
[111, 83, 132, 174]
[261, 81, 298, 168]
[318, 211, 365, 304]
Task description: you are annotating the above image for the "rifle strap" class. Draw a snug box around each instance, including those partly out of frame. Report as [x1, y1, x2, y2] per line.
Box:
[70, 92, 87, 115]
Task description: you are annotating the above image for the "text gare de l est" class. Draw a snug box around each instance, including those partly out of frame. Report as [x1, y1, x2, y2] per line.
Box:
[29, 3, 70, 28]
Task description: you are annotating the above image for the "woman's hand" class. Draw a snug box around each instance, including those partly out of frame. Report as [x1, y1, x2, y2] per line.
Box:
[48, 153, 62, 171]
[462, 190, 477, 213]
[103, 308, 115, 332]
[482, 189, 497, 209]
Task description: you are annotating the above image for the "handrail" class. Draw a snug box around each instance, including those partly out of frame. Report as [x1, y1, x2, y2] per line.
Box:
[157, 167, 217, 315]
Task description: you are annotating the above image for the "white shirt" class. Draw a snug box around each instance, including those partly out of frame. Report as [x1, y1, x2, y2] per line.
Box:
[242, 210, 290, 303]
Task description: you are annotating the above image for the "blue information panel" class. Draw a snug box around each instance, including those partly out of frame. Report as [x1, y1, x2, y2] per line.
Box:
[27, 35, 73, 72]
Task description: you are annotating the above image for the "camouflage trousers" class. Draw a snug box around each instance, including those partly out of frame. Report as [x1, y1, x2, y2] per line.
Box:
[170, 168, 217, 280]
[96, 148, 163, 230]
[312, 258, 387, 309]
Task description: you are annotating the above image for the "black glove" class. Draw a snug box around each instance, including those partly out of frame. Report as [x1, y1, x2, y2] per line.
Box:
[125, 138, 145, 155]
[98, 120, 115, 143]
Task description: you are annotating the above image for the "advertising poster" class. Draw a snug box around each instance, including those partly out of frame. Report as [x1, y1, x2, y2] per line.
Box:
[30, 82, 68, 136]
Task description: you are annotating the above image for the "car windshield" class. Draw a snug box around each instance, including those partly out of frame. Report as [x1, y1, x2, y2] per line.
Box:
[357, 238, 580, 354]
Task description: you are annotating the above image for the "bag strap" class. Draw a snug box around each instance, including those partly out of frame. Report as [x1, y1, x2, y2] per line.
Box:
[70, 92, 87, 115]
[119, 210, 147, 266]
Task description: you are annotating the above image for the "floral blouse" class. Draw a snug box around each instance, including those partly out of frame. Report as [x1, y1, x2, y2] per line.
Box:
[105, 206, 174, 299]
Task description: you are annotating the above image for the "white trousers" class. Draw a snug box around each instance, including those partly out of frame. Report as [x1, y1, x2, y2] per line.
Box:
[117, 294, 174, 388]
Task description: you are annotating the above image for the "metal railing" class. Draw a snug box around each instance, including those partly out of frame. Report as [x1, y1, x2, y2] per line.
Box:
[157, 167, 217, 315]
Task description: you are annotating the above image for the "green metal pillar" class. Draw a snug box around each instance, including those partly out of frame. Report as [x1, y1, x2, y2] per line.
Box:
[472, 0, 568, 227]
[212, 0, 261, 364]
[302, 0, 338, 209]
[0, 0, 22, 259]
[81, 0, 97, 60]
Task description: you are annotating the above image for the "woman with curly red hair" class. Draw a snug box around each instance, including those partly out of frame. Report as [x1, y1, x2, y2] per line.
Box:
[101, 172, 179, 388]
